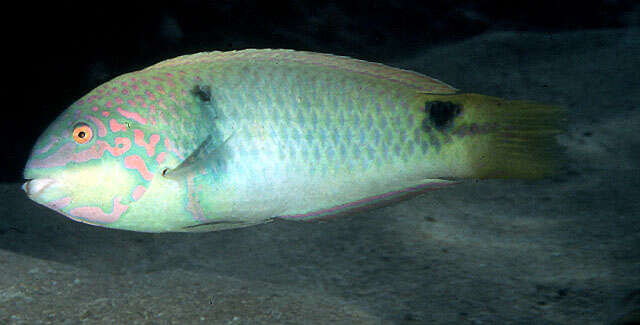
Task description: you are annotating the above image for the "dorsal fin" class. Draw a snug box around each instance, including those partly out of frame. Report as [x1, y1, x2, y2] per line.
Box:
[143, 49, 458, 94]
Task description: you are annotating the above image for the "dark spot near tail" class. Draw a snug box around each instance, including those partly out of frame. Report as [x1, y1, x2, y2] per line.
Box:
[191, 85, 211, 103]
[425, 101, 462, 131]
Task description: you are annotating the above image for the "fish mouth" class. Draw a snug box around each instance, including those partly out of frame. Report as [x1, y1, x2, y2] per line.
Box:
[22, 178, 57, 198]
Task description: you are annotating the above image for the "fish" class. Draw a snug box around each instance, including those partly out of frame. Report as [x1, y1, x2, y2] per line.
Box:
[22, 49, 566, 232]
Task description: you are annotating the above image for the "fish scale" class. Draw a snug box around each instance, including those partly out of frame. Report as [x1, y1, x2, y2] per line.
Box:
[23, 49, 565, 232]
[212, 60, 419, 177]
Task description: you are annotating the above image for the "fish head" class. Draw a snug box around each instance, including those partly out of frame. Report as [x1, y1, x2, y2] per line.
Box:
[22, 97, 171, 229]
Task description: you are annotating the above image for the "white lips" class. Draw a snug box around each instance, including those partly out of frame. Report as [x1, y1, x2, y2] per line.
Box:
[23, 178, 56, 197]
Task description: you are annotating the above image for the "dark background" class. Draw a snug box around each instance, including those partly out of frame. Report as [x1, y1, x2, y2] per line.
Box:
[3, 0, 637, 182]
[2, 2, 639, 324]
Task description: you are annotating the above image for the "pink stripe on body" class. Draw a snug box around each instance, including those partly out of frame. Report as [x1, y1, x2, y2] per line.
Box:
[117, 107, 147, 125]
[69, 197, 128, 223]
[124, 155, 154, 181]
[109, 119, 128, 132]
[27, 138, 132, 169]
[133, 129, 160, 157]
[131, 185, 147, 201]
[155, 152, 166, 164]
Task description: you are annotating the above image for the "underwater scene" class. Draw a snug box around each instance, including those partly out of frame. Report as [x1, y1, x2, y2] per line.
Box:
[1, 1, 639, 324]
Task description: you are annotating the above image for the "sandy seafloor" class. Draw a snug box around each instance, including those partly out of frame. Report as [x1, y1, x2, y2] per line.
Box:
[1, 29, 639, 324]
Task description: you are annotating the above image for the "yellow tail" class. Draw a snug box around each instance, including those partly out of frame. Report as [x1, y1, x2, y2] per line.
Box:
[422, 93, 567, 179]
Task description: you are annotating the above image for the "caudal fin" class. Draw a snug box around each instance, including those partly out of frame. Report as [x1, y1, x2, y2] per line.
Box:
[423, 93, 567, 179]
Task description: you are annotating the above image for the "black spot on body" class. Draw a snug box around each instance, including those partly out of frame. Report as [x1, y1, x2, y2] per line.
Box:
[192, 85, 211, 103]
[425, 101, 462, 131]
[191, 84, 218, 119]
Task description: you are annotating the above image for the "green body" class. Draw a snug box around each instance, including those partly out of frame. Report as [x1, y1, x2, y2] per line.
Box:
[23, 50, 564, 232]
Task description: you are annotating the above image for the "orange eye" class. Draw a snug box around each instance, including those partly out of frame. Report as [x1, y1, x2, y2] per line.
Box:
[72, 124, 93, 144]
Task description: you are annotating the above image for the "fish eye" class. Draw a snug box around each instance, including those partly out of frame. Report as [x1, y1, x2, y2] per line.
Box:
[72, 124, 93, 144]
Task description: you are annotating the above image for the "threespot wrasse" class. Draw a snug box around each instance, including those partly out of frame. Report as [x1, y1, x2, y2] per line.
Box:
[23, 50, 565, 232]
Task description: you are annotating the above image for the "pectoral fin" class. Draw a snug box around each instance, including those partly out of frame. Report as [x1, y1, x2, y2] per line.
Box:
[162, 132, 233, 180]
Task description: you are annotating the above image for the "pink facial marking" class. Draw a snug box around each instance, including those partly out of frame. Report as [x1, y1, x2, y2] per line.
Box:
[135, 95, 144, 103]
[69, 196, 128, 223]
[115, 97, 124, 105]
[28, 143, 74, 168]
[85, 115, 107, 137]
[164, 138, 184, 159]
[112, 87, 118, 93]
[131, 185, 146, 201]
[34, 136, 60, 155]
[127, 99, 137, 107]
[124, 155, 154, 181]
[152, 76, 163, 81]
[109, 119, 128, 132]
[131, 84, 139, 91]
[102, 111, 110, 117]
[141, 79, 150, 86]
[156, 152, 166, 164]
[145, 90, 156, 101]
[73, 145, 102, 163]
[91, 106, 99, 112]
[165, 72, 174, 77]
[76, 99, 85, 105]
[121, 81, 129, 87]
[155, 85, 166, 95]
[106, 101, 113, 108]
[104, 137, 132, 156]
[45, 196, 71, 211]
[76, 139, 132, 162]
[28, 137, 133, 169]
[117, 107, 147, 125]
[73, 143, 102, 162]
[133, 129, 160, 157]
